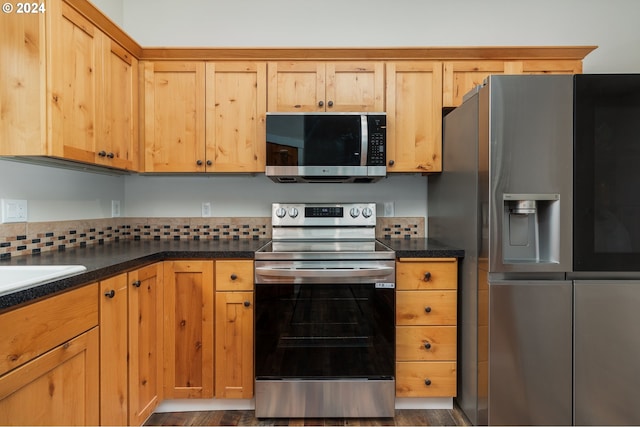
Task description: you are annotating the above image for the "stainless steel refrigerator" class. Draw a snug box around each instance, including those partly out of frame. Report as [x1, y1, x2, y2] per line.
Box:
[428, 75, 575, 425]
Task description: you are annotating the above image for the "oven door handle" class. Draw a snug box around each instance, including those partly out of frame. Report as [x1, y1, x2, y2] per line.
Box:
[255, 266, 394, 278]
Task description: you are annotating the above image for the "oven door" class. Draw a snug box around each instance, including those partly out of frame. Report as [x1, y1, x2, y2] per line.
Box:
[254, 260, 396, 418]
[255, 262, 395, 379]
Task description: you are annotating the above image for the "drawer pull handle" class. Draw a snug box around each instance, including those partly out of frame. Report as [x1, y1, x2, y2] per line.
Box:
[230, 274, 238, 280]
[424, 306, 432, 313]
[424, 379, 432, 386]
[132, 280, 142, 288]
[423, 342, 432, 350]
[104, 289, 115, 298]
[243, 300, 251, 307]
[423, 272, 432, 282]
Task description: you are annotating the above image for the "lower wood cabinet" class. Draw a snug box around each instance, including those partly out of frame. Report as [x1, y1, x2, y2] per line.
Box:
[99, 263, 163, 426]
[163, 260, 214, 398]
[214, 260, 254, 398]
[395, 258, 458, 397]
[0, 284, 100, 425]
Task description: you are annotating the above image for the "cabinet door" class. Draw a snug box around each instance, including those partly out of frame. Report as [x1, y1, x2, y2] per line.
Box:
[326, 62, 384, 112]
[143, 61, 206, 172]
[128, 263, 164, 426]
[215, 291, 254, 398]
[0, 328, 99, 426]
[101, 39, 138, 171]
[48, 1, 103, 163]
[163, 260, 214, 398]
[99, 273, 129, 426]
[386, 61, 443, 173]
[267, 62, 325, 112]
[442, 61, 507, 107]
[0, 9, 45, 156]
[205, 62, 266, 172]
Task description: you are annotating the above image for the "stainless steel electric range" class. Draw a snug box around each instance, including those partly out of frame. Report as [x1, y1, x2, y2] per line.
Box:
[254, 202, 396, 418]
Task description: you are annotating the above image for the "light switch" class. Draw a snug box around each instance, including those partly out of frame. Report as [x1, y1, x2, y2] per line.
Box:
[111, 200, 121, 217]
[1, 199, 28, 223]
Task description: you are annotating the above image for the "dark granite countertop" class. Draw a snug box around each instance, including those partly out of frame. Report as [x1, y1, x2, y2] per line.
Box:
[0, 237, 463, 311]
[0, 239, 269, 311]
[381, 238, 465, 259]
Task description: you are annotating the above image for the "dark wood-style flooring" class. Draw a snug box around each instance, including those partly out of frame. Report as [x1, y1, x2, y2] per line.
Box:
[144, 407, 471, 426]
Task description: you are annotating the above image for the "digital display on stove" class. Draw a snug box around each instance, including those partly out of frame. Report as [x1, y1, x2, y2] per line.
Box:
[305, 206, 344, 218]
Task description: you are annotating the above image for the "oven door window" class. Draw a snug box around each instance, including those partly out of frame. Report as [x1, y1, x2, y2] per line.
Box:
[255, 283, 395, 379]
[266, 115, 363, 167]
[574, 74, 640, 271]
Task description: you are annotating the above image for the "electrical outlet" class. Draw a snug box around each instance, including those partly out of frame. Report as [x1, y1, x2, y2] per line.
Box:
[111, 200, 121, 218]
[1, 199, 28, 223]
[202, 202, 212, 217]
[383, 202, 395, 217]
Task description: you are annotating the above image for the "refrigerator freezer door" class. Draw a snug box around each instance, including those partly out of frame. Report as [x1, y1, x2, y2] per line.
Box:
[489, 280, 572, 426]
[574, 280, 640, 425]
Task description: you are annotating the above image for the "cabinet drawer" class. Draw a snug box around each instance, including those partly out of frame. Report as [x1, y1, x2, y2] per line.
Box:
[215, 260, 254, 291]
[396, 326, 456, 361]
[0, 283, 98, 376]
[396, 258, 457, 290]
[396, 290, 457, 325]
[396, 361, 456, 397]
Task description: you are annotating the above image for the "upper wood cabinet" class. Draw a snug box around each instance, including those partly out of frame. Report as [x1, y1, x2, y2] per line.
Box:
[443, 59, 584, 107]
[0, 0, 139, 170]
[205, 62, 266, 172]
[142, 61, 206, 172]
[142, 61, 266, 173]
[267, 61, 384, 112]
[386, 61, 443, 173]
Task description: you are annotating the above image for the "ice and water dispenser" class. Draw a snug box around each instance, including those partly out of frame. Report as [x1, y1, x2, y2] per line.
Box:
[502, 194, 561, 264]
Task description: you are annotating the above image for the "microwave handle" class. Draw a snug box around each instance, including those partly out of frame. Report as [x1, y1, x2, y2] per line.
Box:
[360, 114, 368, 167]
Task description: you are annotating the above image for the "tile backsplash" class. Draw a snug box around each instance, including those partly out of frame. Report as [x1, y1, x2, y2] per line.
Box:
[0, 217, 424, 259]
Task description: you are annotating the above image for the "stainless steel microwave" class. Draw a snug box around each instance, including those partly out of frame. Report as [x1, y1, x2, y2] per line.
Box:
[265, 112, 387, 183]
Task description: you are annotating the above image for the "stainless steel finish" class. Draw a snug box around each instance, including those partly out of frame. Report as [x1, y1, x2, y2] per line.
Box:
[255, 379, 395, 418]
[255, 260, 395, 284]
[270, 203, 377, 228]
[429, 75, 574, 426]
[574, 280, 640, 425]
[255, 202, 395, 418]
[489, 280, 573, 425]
[360, 114, 368, 167]
[265, 165, 387, 183]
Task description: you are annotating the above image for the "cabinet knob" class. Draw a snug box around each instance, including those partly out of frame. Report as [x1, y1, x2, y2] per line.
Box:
[327, 100, 334, 107]
[107, 152, 115, 159]
[104, 289, 116, 298]
[424, 342, 432, 350]
[423, 272, 432, 282]
[230, 274, 238, 281]
[388, 159, 395, 166]
[318, 101, 324, 107]
[424, 306, 432, 313]
[196, 160, 203, 166]
[243, 300, 251, 307]
[207, 160, 212, 166]
[132, 280, 141, 288]
[98, 150, 107, 157]
[424, 379, 432, 386]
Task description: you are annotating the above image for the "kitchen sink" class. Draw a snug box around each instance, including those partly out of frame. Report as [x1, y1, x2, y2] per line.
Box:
[0, 265, 87, 297]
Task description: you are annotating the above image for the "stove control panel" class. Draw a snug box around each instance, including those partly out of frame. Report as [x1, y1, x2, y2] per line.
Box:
[271, 203, 377, 227]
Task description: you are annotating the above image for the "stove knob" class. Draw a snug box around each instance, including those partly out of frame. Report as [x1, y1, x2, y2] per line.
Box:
[275, 207, 287, 218]
[288, 207, 299, 218]
[362, 207, 373, 218]
[350, 207, 360, 218]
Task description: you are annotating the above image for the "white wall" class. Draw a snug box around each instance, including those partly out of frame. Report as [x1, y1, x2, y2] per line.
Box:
[0, 160, 125, 221]
[122, 0, 640, 73]
[124, 174, 426, 218]
[3, 0, 639, 222]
